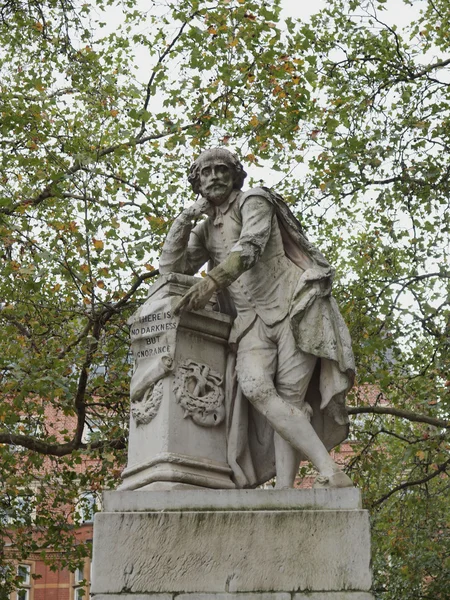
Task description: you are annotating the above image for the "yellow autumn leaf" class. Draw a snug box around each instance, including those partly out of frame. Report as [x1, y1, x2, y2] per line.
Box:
[249, 115, 259, 127]
[93, 239, 104, 251]
[110, 109, 119, 117]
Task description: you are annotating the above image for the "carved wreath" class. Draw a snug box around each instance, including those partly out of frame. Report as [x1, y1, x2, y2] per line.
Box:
[131, 379, 164, 426]
[173, 359, 225, 427]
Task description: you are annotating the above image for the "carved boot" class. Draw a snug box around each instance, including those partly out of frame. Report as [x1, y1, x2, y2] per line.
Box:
[313, 471, 353, 489]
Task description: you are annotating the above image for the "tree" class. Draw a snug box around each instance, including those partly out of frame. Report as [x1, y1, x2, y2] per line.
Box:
[0, 0, 448, 597]
[0, 0, 318, 590]
[289, 1, 450, 597]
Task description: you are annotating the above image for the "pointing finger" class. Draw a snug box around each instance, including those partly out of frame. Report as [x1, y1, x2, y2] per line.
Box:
[174, 293, 190, 315]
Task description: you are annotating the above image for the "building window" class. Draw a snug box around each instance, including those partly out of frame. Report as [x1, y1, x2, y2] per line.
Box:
[74, 491, 101, 524]
[74, 565, 86, 599]
[17, 564, 31, 600]
[1, 492, 36, 526]
[81, 416, 102, 444]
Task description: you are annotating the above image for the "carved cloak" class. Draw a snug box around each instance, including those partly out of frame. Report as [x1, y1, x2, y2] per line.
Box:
[225, 188, 355, 488]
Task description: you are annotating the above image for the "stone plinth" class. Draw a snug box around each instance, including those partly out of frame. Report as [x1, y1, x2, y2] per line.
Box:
[91, 490, 374, 600]
[92, 595, 373, 600]
[121, 274, 233, 491]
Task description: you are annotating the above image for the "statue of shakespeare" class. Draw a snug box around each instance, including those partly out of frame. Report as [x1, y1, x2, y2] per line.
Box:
[159, 148, 355, 489]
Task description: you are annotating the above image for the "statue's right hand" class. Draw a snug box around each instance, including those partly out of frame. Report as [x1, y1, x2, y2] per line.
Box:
[174, 276, 218, 315]
[185, 197, 213, 219]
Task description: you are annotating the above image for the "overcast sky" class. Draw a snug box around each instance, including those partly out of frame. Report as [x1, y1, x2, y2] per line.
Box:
[282, 0, 419, 29]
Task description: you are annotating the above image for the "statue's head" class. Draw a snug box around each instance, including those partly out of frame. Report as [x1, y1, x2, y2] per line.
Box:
[188, 148, 247, 203]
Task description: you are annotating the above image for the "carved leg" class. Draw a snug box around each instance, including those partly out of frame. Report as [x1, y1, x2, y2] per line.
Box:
[274, 432, 301, 489]
[235, 318, 352, 488]
[236, 371, 340, 478]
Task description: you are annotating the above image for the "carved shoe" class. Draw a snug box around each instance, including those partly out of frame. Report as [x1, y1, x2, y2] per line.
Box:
[313, 471, 353, 489]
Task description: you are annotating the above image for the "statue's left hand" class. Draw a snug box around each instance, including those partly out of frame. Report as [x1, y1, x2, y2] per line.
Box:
[300, 267, 333, 297]
[174, 276, 218, 314]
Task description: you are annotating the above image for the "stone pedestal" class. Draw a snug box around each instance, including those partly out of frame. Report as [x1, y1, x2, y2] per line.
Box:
[121, 274, 234, 491]
[92, 274, 375, 600]
[91, 489, 374, 600]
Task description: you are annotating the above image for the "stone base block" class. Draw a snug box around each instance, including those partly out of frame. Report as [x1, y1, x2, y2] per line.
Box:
[92, 593, 374, 599]
[119, 452, 235, 491]
[91, 490, 374, 598]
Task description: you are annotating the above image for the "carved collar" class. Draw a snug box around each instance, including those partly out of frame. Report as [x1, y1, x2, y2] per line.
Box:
[212, 189, 240, 226]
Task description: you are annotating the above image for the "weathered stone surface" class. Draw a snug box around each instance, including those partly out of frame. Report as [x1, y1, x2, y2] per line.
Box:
[91, 507, 372, 594]
[175, 595, 291, 600]
[92, 595, 374, 600]
[292, 594, 374, 600]
[92, 595, 291, 600]
[103, 488, 362, 513]
[93, 596, 173, 600]
[121, 274, 234, 491]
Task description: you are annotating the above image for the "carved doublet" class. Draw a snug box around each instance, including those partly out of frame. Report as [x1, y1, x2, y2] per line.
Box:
[195, 190, 300, 342]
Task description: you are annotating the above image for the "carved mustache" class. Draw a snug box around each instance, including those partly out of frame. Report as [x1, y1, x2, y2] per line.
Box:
[206, 182, 227, 190]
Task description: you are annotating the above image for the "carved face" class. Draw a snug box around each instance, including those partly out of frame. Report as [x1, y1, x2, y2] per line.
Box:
[198, 159, 234, 205]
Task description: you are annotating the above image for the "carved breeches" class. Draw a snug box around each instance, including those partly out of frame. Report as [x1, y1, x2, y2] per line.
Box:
[235, 316, 316, 415]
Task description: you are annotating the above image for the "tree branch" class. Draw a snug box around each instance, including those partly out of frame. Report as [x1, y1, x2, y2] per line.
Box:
[348, 405, 449, 429]
[374, 272, 450, 303]
[0, 125, 197, 216]
[0, 432, 126, 455]
[372, 457, 450, 507]
[105, 269, 160, 314]
[137, 15, 198, 139]
[0, 269, 161, 456]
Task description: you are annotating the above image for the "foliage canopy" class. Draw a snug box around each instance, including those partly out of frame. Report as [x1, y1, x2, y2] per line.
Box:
[0, 0, 448, 597]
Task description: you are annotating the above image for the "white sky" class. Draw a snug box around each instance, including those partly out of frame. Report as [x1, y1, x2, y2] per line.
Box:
[282, 0, 419, 25]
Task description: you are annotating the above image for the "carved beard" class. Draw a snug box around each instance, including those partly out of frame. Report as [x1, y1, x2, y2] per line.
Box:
[201, 182, 233, 205]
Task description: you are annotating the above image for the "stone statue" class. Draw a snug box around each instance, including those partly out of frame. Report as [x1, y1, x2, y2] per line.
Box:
[159, 148, 355, 489]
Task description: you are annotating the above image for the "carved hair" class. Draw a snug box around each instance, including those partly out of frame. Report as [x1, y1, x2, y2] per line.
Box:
[188, 148, 247, 194]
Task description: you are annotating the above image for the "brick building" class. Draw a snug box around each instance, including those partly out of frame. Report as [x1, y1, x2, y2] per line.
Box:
[3, 403, 99, 600]
[8, 524, 92, 600]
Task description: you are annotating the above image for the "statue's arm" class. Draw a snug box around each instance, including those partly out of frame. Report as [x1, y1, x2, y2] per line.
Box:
[174, 195, 273, 314]
[207, 195, 273, 288]
[159, 199, 210, 275]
